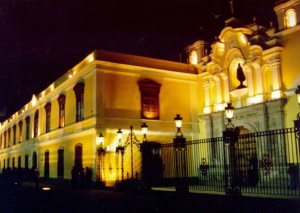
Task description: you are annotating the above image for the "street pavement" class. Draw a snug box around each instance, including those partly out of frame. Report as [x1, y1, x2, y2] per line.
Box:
[0, 181, 299, 213]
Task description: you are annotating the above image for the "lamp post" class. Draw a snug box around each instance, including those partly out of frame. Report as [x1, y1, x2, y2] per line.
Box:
[96, 133, 106, 185]
[294, 85, 300, 130]
[116, 129, 125, 182]
[223, 103, 240, 196]
[173, 114, 188, 193]
[116, 124, 148, 182]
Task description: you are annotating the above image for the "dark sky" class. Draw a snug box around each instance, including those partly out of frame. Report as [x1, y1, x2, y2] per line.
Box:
[0, 0, 277, 121]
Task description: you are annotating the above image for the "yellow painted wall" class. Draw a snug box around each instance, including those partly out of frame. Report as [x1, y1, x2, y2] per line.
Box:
[84, 75, 94, 118]
[160, 79, 192, 122]
[39, 134, 95, 179]
[104, 73, 140, 119]
[281, 30, 300, 90]
[279, 30, 300, 128]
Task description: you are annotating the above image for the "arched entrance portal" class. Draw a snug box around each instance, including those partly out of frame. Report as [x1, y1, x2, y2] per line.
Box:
[236, 127, 259, 186]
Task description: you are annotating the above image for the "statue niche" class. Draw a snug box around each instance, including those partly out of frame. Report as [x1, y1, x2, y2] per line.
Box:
[230, 63, 248, 106]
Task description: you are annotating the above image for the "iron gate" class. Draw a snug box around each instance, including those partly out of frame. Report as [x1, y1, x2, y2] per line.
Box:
[153, 127, 300, 198]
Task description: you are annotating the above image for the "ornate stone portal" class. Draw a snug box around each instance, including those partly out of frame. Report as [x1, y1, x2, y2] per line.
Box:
[196, 26, 285, 137]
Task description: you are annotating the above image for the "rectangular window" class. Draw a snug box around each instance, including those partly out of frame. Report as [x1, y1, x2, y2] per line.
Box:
[142, 98, 159, 119]
[45, 103, 51, 133]
[18, 121, 23, 143]
[138, 79, 161, 120]
[34, 110, 39, 138]
[7, 128, 11, 147]
[58, 94, 66, 128]
[13, 125, 16, 145]
[74, 82, 84, 122]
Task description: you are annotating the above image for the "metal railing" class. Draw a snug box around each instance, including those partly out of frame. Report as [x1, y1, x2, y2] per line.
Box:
[153, 128, 300, 198]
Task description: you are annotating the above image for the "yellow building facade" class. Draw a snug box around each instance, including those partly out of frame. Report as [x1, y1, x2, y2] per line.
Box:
[0, 0, 299, 187]
[0, 50, 200, 186]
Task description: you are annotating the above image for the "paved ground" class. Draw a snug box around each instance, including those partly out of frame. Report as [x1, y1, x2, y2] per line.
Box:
[0, 181, 299, 213]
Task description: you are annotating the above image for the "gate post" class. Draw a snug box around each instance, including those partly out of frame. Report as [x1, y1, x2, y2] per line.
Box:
[173, 114, 189, 194]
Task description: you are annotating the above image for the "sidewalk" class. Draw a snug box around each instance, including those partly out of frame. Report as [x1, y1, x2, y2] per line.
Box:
[1, 181, 299, 213]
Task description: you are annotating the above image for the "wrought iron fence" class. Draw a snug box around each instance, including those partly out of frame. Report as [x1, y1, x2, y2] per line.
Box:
[153, 127, 300, 198]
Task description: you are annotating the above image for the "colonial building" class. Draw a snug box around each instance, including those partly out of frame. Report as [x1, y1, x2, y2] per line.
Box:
[0, 50, 200, 186]
[0, 0, 299, 188]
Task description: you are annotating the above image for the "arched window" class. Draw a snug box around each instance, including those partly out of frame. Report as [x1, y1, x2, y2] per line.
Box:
[18, 156, 21, 168]
[32, 151, 37, 169]
[73, 82, 85, 122]
[12, 157, 16, 168]
[75, 144, 83, 169]
[25, 154, 29, 169]
[57, 148, 64, 179]
[12, 157, 15, 168]
[44, 150, 50, 179]
[285, 9, 297, 28]
[34, 110, 39, 138]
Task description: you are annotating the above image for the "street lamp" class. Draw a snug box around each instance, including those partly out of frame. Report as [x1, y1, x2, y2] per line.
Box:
[223, 103, 240, 196]
[225, 103, 235, 130]
[295, 85, 300, 123]
[96, 133, 106, 186]
[141, 122, 148, 143]
[294, 85, 300, 138]
[96, 133, 106, 155]
[115, 129, 125, 182]
[116, 129, 124, 151]
[173, 114, 188, 193]
[173, 114, 186, 149]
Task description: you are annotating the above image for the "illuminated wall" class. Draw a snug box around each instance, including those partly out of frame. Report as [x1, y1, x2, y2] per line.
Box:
[0, 50, 200, 186]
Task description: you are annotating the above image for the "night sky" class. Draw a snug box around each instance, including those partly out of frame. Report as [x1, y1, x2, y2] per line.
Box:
[0, 0, 277, 121]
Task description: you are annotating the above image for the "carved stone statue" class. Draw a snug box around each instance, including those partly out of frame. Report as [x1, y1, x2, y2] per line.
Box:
[236, 63, 246, 89]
